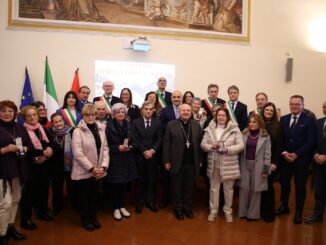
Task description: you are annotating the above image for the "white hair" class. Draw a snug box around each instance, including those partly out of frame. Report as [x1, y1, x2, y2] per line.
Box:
[111, 103, 127, 118]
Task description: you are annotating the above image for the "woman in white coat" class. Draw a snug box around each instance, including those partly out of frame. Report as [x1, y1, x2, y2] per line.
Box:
[71, 104, 109, 231]
[201, 108, 244, 222]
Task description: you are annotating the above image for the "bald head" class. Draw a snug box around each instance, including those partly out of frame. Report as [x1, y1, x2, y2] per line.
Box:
[179, 103, 192, 122]
[103, 80, 114, 96]
[171, 90, 182, 107]
[95, 101, 107, 120]
[157, 77, 167, 92]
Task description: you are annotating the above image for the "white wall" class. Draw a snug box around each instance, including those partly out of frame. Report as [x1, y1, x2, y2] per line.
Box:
[1, 1, 326, 117]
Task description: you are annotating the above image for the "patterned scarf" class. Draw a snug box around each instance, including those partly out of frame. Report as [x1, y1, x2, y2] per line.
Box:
[23, 122, 49, 150]
[52, 126, 73, 171]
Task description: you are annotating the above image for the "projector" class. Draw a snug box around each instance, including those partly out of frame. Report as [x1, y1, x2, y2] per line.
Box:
[124, 37, 151, 52]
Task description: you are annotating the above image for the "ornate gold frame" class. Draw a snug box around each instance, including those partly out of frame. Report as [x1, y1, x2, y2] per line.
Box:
[8, 0, 250, 42]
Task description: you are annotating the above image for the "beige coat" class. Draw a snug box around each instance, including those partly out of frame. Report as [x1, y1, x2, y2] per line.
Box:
[201, 120, 244, 181]
[71, 120, 109, 180]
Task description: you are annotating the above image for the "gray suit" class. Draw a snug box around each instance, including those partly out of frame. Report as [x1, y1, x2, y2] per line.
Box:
[162, 119, 203, 212]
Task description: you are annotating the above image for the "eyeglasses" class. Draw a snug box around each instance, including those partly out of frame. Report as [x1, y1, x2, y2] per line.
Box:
[289, 103, 302, 107]
[159, 80, 166, 82]
[38, 108, 47, 112]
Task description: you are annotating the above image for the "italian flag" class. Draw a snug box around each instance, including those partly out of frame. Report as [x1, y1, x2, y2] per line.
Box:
[43, 57, 59, 119]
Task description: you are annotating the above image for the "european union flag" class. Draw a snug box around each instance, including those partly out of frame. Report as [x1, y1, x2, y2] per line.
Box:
[18, 67, 34, 124]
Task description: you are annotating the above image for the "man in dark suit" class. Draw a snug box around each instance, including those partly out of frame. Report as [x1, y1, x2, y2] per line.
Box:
[159, 90, 182, 125]
[249, 92, 268, 117]
[159, 90, 182, 208]
[78, 86, 91, 110]
[163, 103, 203, 220]
[93, 80, 120, 115]
[305, 101, 326, 224]
[156, 77, 172, 108]
[226, 85, 248, 131]
[201, 83, 225, 119]
[133, 101, 163, 214]
[277, 95, 317, 224]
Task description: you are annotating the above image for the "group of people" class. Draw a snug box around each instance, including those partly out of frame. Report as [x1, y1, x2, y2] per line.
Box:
[0, 77, 325, 244]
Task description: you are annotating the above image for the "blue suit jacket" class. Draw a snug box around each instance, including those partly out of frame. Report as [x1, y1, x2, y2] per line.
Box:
[159, 106, 177, 125]
[280, 112, 316, 164]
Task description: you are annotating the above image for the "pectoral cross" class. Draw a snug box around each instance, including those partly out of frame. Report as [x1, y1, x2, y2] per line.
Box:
[186, 140, 191, 148]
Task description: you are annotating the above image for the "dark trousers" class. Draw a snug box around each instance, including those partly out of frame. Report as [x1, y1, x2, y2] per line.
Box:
[49, 161, 64, 213]
[171, 164, 195, 212]
[313, 164, 326, 218]
[109, 183, 128, 210]
[20, 163, 50, 223]
[136, 156, 157, 205]
[75, 177, 98, 223]
[280, 161, 309, 212]
[261, 173, 276, 221]
[64, 171, 77, 209]
[161, 167, 171, 200]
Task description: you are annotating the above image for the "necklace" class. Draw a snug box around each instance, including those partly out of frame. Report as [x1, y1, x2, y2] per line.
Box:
[55, 135, 65, 148]
[180, 121, 191, 148]
[0, 125, 16, 143]
[248, 133, 259, 139]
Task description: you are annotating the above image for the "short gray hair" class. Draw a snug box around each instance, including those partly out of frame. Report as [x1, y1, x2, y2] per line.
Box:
[141, 101, 154, 109]
[111, 103, 127, 117]
[190, 97, 201, 105]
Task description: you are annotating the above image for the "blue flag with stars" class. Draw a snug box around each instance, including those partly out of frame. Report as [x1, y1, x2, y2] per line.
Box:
[18, 67, 34, 124]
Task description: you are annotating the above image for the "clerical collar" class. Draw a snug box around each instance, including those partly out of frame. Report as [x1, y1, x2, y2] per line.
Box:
[179, 118, 190, 125]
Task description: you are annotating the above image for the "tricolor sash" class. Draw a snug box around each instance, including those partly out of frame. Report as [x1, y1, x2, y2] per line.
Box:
[156, 91, 167, 109]
[204, 97, 215, 112]
[61, 108, 77, 128]
[254, 107, 262, 117]
[224, 101, 238, 125]
[100, 96, 112, 114]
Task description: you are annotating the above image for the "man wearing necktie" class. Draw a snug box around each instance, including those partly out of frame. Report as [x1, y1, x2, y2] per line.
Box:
[277, 95, 317, 224]
[227, 85, 248, 131]
[159, 90, 182, 208]
[133, 101, 163, 214]
[93, 80, 120, 115]
[201, 83, 226, 119]
[305, 101, 326, 224]
[156, 77, 172, 106]
[78, 86, 91, 110]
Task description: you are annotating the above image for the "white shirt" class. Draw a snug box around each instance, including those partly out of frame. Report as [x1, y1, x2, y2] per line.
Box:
[289, 113, 301, 127]
[229, 100, 238, 110]
[143, 117, 151, 128]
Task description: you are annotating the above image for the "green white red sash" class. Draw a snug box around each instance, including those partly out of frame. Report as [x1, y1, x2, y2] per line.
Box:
[156, 91, 167, 109]
[254, 107, 262, 117]
[61, 108, 77, 128]
[224, 101, 238, 125]
[204, 97, 214, 112]
[100, 96, 112, 114]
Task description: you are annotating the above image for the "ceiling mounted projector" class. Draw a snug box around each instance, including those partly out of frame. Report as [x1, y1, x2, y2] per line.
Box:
[124, 36, 151, 52]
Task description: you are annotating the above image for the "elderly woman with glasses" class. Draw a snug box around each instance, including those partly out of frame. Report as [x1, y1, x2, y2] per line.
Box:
[105, 103, 137, 221]
[20, 105, 54, 230]
[71, 104, 109, 231]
